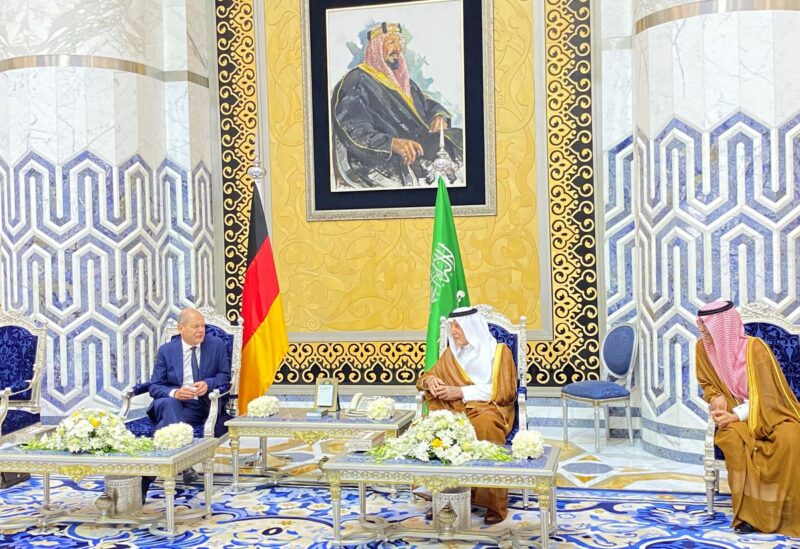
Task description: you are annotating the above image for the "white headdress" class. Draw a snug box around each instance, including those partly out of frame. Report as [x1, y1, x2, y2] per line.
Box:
[447, 307, 497, 386]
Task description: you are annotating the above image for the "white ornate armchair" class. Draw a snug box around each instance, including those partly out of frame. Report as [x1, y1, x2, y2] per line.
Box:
[416, 304, 529, 443]
[704, 303, 800, 514]
[0, 308, 46, 443]
[119, 307, 243, 441]
[0, 308, 47, 487]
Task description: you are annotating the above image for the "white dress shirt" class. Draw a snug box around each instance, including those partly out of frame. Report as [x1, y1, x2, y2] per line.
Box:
[169, 340, 201, 399]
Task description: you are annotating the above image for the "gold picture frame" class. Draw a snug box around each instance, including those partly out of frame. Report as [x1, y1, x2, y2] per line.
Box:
[314, 376, 340, 411]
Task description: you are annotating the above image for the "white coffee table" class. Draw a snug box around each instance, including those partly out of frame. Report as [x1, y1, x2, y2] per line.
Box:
[0, 437, 217, 537]
[225, 409, 414, 490]
[322, 445, 560, 548]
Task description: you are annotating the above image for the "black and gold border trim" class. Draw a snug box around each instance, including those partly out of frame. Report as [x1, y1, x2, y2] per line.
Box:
[215, 0, 259, 322]
[532, 0, 599, 385]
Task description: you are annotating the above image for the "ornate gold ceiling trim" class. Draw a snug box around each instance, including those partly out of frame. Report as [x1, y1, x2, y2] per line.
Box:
[0, 54, 209, 87]
[635, 0, 800, 34]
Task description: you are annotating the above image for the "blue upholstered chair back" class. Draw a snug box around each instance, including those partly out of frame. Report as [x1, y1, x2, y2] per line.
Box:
[0, 326, 38, 401]
[488, 324, 518, 366]
[602, 324, 637, 382]
[487, 322, 522, 442]
[170, 324, 235, 366]
[743, 322, 800, 399]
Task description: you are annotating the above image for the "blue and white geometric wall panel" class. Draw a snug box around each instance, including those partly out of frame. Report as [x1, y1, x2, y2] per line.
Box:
[633, 111, 800, 460]
[0, 149, 215, 414]
[604, 135, 636, 326]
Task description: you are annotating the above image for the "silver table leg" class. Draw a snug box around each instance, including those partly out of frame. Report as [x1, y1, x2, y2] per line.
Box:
[331, 480, 342, 547]
[42, 472, 51, 511]
[163, 478, 177, 537]
[231, 433, 240, 491]
[260, 436, 268, 475]
[537, 481, 552, 549]
[204, 457, 214, 519]
[359, 481, 366, 518]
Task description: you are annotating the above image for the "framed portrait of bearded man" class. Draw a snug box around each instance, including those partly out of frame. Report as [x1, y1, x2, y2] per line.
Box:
[302, 0, 496, 221]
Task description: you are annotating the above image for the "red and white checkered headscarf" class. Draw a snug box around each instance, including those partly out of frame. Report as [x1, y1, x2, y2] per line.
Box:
[363, 30, 411, 97]
[697, 300, 749, 401]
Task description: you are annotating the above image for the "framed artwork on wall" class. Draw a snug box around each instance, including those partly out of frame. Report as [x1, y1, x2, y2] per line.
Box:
[302, 0, 496, 220]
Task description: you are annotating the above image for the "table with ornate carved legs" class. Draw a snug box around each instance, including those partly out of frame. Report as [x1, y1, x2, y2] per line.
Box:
[323, 446, 560, 549]
[225, 409, 414, 490]
[0, 438, 218, 537]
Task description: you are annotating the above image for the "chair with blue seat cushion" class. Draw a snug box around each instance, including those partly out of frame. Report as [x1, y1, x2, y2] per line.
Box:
[703, 302, 800, 514]
[0, 308, 46, 443]
[119, 307, 242, 441]
[561, 323, 637, 452]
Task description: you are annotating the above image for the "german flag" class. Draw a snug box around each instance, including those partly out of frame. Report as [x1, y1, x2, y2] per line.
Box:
[237, 183, 288, 414]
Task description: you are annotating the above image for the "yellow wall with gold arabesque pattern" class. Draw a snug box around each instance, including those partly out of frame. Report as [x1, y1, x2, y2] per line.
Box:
[263, 0, 541, 335]
[217, 0, 599, 386]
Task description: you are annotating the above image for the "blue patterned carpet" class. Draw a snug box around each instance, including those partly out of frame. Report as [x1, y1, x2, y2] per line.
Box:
[0, 477, 797, 548]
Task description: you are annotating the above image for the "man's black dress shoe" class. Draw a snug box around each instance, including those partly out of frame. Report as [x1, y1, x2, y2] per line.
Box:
[484, 510, 505, 525]
[182, 467, 200, 485]
[735, 521, 755, 534]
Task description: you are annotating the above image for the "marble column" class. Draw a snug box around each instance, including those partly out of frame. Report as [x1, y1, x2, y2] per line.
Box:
[0, 0, 216, 415]
[632, 0, 800, 460]
[601, 1, 636, 326]
[599, 0, 638, 440]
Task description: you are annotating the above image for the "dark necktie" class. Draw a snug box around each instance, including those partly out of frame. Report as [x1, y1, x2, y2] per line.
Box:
[191, 346, 200, 383]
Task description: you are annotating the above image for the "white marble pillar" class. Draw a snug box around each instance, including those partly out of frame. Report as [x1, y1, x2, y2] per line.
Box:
[601, 1, 636, 325]
[599, 0, 639, 442]
[0, 0, 215, 415]
[631, 0, 800, 460]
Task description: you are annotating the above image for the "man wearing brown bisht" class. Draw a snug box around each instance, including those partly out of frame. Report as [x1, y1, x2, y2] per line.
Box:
[416, 307, 517, 525]
[695, 300, 800, 537]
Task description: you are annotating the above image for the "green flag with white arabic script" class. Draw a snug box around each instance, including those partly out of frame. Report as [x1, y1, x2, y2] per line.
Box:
[425, 177, 470, 370]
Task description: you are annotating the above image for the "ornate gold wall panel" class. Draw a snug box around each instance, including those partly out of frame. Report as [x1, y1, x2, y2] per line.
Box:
[530, 0, 600, 384]
[215, 0, 599, 386]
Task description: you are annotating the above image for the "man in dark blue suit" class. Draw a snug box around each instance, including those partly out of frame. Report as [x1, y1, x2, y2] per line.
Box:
[142, 307, 231, 501]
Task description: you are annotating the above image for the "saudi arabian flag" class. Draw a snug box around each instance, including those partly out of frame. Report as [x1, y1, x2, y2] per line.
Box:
[425, 177, 470, 370]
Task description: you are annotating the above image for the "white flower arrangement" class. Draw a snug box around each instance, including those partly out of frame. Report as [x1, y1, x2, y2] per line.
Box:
[366, 397, 395, 420]
[369, 410, 511, 465]
[24, 408, 152, 455]
[153, 422, 194, 450]
[248, 395, 280, 417]
[511, 430, 545, 460]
